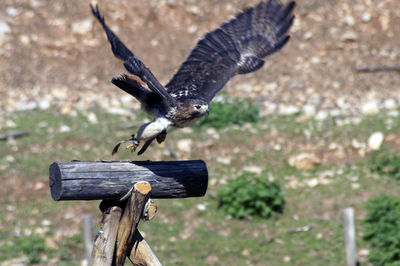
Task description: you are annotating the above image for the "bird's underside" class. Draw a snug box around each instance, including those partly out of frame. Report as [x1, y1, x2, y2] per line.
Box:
[90, 0, 295, 155]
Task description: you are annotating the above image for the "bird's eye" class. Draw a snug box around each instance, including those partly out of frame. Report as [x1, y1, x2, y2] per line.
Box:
[194, 105, 201, 109]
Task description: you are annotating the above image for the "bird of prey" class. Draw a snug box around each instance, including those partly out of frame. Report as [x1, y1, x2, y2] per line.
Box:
[90, 0, 295, 155]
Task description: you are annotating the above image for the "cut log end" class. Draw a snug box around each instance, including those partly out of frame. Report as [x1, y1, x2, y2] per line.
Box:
[49, 162, 62, 201]
[135, 181, 152, 195]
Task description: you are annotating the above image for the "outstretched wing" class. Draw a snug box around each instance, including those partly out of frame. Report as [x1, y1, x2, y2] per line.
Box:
[90, 4, 177, 107]
[165, 0, 295, 103]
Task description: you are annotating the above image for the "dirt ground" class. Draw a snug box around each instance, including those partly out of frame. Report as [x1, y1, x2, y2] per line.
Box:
[1, 0, 399, 116]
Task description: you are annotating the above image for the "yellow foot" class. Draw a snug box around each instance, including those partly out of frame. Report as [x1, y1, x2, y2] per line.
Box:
[126, 138, 140, 152]
[126, 143, 136, 152]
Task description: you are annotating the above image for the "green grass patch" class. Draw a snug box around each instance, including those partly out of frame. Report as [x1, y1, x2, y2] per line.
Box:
[363, 194, 400, 266]
[0, 234, 53, 264]
[218, 172, 285, 219]
[195, 99, 259, 128]
[370, 147, 400, 180]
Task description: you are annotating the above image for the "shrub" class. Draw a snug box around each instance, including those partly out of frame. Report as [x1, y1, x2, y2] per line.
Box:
[369, 147, 400, 179]
[195, 99, 259, 128]
[218, 172, 285, 219]
[363, 194, 400, 266]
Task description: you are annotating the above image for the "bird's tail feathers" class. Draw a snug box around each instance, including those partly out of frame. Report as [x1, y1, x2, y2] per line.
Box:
[111, 74, 150, 103]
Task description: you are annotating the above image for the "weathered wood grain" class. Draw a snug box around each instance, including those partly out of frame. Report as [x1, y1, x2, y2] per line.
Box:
[91, 206, 122, 266]
[49, 160, 208, 201]
[129, 230, 161, 266]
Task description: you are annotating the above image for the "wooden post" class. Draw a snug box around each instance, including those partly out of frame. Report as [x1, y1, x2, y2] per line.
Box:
[91, 205, 122, 265]
[343, 207, 357, 266]
[115, 182, 151, 265]
[82, 214, 93, 265]
[129, 230, 161, 266]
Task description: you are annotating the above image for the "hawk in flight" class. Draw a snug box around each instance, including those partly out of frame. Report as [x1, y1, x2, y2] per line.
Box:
[90, 0, 295, 155]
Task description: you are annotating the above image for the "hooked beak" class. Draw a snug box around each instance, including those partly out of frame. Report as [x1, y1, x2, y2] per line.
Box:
[201, 105, 209, 114]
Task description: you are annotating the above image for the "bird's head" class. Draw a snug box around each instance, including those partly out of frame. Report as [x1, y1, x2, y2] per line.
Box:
[188, 100, 209, 118]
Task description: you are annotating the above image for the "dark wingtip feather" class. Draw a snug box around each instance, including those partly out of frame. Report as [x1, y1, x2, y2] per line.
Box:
[276, 14, 295, 38]
[112, 142, 121, 155]
[90, 3, 104, 25]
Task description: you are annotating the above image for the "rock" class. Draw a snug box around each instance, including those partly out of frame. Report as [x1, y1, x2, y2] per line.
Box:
[59, 124, 71, 132]
[34, 181, 45, 190]
[345, 15, 355, 26]
[262, 101, 277, 115]
[361, 100, 379, 115]
[243, 166, 262, 175]
[52, 86, 68, 100]
[187, 25, 197, 34]
[303, 31, 313, 40]
[379, 11, 390, 31]
[362, 12, 372, 23]
[265, 82, 278, 91]
[383, 99, 396, 109]
[288, 153, 320, 170]
[42, 219, 52, 226]
[311, 56, 320, 64]
[4, 155, 15, 163]
[283, 256, 291, 262]
[351, 139, 363, 149]
[181, 127, 193, 134]
[71, 18, 93, 35]
[368, 132, 384, 150]
[177, 139, 192, 153]
[6, 205, 16, 211]
[39, 99, 51, 110]
[196, 203, 207, 211]
[388, 110, 399, 117]
[0, 20, 11, 35]
[305, 178, 319, 187]
[205, 128, 219, 139]
[106, 107, 130, 116]
[6, 7, 20, 17]
[5, 120, 17, 128]
[279, 105, 300, 115]
[241, 249, 250, 256]
[19, 34, 30, 45]
[87, 112, 98, 124]
[217, 156, 231, 165]
[359, 248, 370, 256]
[315, 110, 329, 121]
[341, 31, 358, 42]
[186, 5, 201, 15]
[30, 0, 45, 8]
[302, 104, 316, 118]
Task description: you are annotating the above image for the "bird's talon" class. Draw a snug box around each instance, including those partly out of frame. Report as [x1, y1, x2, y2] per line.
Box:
[126, 143, 137, 152]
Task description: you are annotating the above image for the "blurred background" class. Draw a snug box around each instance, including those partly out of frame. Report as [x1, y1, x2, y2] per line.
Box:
[1, 0, 399, 265]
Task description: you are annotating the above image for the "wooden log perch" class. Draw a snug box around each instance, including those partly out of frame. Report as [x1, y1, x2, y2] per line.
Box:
[49, 160, 208, 201]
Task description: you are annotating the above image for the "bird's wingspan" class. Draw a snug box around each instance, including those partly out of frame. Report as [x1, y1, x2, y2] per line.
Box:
[90, 4, 177, 107]
[165, 0, 295, 103]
